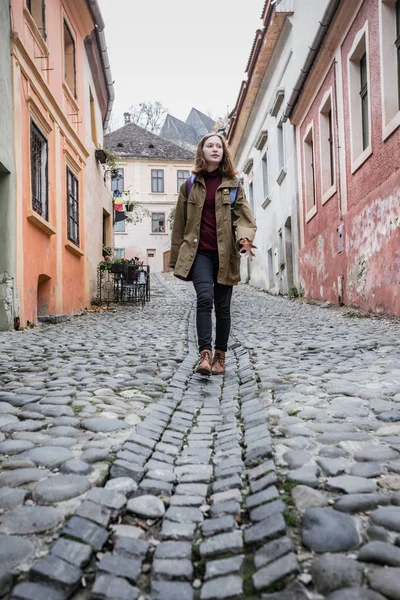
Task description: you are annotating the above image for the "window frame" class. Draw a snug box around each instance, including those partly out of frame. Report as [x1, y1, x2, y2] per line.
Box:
[261, 146, 271, 209]
[177, 169, 190, 192]
[63, 18, 76, 98]
[276, 118, 287, 185]
[30, 120, 49, 221]
[151, 169, 164, 193]
[114, 220, 125, 233]
[379, 0, 400, 139]
[114, 248, 125, 258]
[26, 0, 46, 40]
[66, 167, 79, 246]
[111, 168, 124, 194]
[318, 88, 337, 204]
[347, 23, 372, 173]
[303, 122, 317, 222]
[151, 212, 166, 233]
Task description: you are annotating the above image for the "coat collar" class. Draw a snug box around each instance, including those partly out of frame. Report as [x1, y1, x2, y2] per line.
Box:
[195, 174, 239, 189]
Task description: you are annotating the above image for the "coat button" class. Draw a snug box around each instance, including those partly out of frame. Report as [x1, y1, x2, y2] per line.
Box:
[194, 239, 198, 243]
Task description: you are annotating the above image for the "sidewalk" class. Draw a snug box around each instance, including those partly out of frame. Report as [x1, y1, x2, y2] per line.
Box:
[0, 274, 399, 599]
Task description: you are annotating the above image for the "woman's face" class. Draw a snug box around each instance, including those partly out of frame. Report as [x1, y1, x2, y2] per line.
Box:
[202, 136, 223, 166]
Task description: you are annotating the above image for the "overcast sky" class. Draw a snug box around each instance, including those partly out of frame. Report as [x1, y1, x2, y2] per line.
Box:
[98, 0, 264, 130]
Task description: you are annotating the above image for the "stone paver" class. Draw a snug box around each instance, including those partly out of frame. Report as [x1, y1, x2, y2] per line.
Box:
[0, 274, 399, 598]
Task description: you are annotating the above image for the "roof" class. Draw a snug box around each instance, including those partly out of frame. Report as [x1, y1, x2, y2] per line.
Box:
[159, 115, 199, 147]
[159, 107, 216, 148]
[104, 122, 195, 161]
[186, 108, 215, 137]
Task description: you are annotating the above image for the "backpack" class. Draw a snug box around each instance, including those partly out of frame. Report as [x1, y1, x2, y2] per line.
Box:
[186, 175, 240, 221]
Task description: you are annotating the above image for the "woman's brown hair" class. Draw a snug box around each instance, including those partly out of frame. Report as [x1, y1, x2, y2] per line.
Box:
[192, 133, 238, 178]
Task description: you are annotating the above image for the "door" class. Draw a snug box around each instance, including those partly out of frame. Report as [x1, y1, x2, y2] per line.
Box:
[147, 249, 156, 272]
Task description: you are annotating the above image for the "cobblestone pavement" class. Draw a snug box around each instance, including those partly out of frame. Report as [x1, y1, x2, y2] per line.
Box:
[0, 274, 400, 599]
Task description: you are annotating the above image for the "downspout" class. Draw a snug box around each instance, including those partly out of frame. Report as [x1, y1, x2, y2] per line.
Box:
[86, 0, 115, 132]
[283, 0, 341, 121]
[333, 58, 342, 222]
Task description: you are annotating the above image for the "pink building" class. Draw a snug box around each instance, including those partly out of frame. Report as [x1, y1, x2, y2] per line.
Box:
[287, 0, 400, 316]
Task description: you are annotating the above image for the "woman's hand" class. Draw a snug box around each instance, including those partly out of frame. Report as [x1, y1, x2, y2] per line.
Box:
[239, 238, 257, 258]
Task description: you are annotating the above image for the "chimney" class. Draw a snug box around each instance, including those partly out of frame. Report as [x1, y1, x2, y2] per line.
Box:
[124, 112, 131, 124]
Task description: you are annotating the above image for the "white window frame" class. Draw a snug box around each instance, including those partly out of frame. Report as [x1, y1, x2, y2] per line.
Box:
[379, 0, 400, 140]
[318, 88, 336, 204]
[114, 248, 125, 259]
[276, 118, 287, 185]
[303, 121, 317, 222]
[261, 140, 271, 209]
[347, 22, 372, 174]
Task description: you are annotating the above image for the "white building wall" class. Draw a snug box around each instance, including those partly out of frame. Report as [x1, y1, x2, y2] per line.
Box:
[114, 159, 193, 273]
[235, 0, 331, 295]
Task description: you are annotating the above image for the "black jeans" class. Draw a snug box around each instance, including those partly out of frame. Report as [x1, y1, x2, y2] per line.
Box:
[191, 251, 233, 352]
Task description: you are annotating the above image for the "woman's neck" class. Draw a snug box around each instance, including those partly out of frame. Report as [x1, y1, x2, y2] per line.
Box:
[204, 162, 221, 173]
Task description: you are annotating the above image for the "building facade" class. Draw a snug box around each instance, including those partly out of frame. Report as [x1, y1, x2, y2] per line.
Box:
[228, 0, 332, 295]
[0, 0, 17, 330]
[10, 0, 114, 327]
[104, 120, 195, 273]
[289, 0, 400, 316]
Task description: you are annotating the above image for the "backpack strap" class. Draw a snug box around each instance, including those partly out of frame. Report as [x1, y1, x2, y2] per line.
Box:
[186, 175, 196, 198]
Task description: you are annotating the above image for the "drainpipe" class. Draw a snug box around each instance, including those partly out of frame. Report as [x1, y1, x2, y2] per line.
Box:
[86, 0, 115, 132]
[283, 0, 341, 122]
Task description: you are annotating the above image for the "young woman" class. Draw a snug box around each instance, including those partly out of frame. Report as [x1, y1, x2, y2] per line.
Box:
[170, 133, 257, 376]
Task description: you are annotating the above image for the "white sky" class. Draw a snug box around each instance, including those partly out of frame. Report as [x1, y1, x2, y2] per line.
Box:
[98, 0, 264, 130]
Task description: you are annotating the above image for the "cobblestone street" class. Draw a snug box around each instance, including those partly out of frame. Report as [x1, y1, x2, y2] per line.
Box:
[1, 274, 400, 600]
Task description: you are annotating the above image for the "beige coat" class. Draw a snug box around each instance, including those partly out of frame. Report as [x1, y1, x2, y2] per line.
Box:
[170, 175, 257, 285]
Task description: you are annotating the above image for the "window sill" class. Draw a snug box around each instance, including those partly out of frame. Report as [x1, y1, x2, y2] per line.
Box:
[149, 192, 166, 196]
[276, 167, 287, 185]
[150, 232, 168, 235]
[114, 232, 127, 235]
[322, 184, 337, 205]
[262, 196, 271, 209]
[383, 111, 400, 142]
[23, 8, 49, 57]
[65, 239, 84, 257]
[306, 205, 318, 223]
[62, 82, 79, 113]
[27, 210, 56, 236]
[351, 145, 372, 175]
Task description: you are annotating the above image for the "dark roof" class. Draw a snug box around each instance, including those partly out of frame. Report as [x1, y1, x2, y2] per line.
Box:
[104, 122, 195, 160]
[186, 108, 215, 138]
[159, 114, 199, 147]
[159, 108, 216, 148]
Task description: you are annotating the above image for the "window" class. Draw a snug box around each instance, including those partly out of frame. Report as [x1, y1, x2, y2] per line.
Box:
[319, 91, 336, 202]
[89, 88, 98, 146]
[26, 0, 46, 39]
[177, 170, 190, 192]
[152, 213, 165, 233]
[66, 168, 79, 246]
[63, 19, 76, 97]
[114, 248, 125, 258]
[360, 53, 369, 151]
[262, 151, 269, 200]
[379, 0, 400, 138]
[151, 169, 164, 193]
[348, 25, 371, 170]
[114, 220, 125, 233]
[303, 124, 316, 218]
[277, 119, 286, 184]
[30, 121, 48, 221]
[111, 169, 124, 194]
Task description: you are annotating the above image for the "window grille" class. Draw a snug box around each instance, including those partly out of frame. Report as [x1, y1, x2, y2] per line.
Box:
[67, 168, 79, 246]
[151, 170, 164, 193]
[30, 121, 48, 220]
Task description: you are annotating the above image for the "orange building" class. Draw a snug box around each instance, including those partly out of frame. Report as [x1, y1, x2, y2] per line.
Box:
[10, 0, 114, 327]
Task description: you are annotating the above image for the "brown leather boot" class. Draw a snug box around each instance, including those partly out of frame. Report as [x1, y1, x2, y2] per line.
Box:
[212, 350, 226, 375]
[196, 349, 212, 376]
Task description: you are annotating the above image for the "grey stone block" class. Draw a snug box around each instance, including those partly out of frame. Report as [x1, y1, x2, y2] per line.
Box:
[253, 552, 300, 591]
[30, 554, 82, 593]
[113, 536, 149, 558]
[200, 575, 243, 599]
[200, 531, 243, 558]
[254, 536, 293, 569]
[202, 515, 236, 537]
[97, 554, 141, 584]
[152, 558, 193, 580]
[151, 580, 193, 600]
[245, 514, 286, 546]
[51, 538, 92, 568]
[11, 582, 66, 600]
[62, 516, 109, 551]
[154, 541, 192, 559]
[204, 555, 245, 580]
[91, 575, 139, 600]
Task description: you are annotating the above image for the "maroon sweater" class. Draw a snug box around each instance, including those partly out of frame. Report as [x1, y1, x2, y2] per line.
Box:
[198, 169, 222, 252]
